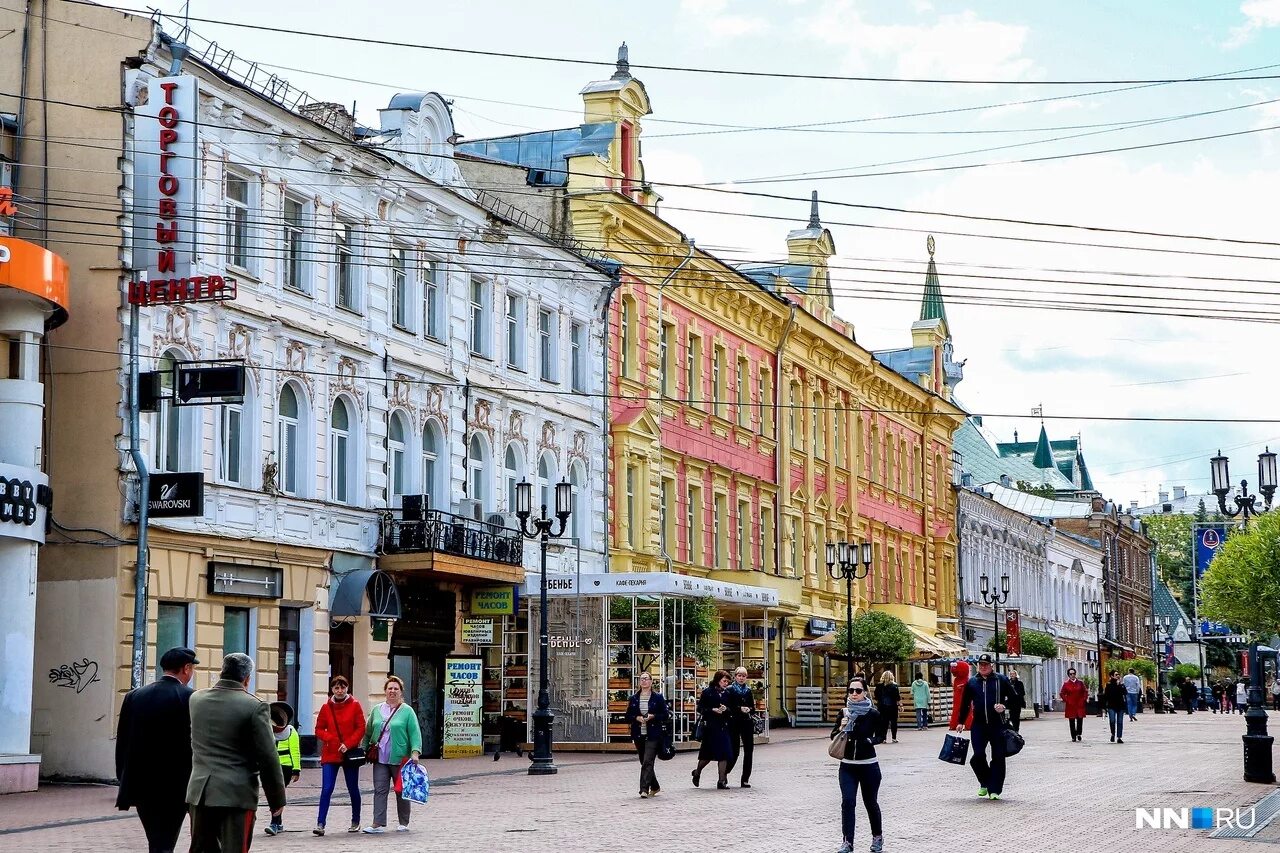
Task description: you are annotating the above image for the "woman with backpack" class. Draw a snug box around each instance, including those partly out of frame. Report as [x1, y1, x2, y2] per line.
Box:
[627, 671, 670, 798]
[312, 675, 366, 835]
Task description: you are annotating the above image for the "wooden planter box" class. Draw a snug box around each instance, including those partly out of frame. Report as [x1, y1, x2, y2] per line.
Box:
[506, 666, 528, 677]
[607, 723, 631, 737]
[483, 680, 500, 690]
[608, 701, 630, 712]
[608, 678, 632, 689]
[483, 701, 500, 712]
[506, 688, 527, 700]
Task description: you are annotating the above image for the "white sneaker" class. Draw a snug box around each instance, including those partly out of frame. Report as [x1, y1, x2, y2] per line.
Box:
[362, 826, 386, 834]
[396, 825, 410, 832]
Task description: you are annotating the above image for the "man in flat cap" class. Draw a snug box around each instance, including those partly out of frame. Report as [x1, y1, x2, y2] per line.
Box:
[116, 646, 199, 852]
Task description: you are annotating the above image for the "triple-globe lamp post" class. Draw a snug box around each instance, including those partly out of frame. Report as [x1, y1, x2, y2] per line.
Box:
[825, 541, 874, 674]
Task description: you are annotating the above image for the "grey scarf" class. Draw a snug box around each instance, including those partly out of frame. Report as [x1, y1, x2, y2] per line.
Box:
[843, 697, 872, 732]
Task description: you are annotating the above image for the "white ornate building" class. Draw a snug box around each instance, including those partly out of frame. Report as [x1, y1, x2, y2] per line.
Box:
[27, 11, 611, 779]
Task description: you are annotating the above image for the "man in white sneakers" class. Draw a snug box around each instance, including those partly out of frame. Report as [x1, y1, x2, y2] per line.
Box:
[1122, 668, 1142, 722]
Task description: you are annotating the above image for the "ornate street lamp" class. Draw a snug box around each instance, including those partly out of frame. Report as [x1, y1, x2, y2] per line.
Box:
[826, 540, 874, 672]
[1207, 449, 1276, 784]
[1144, 614, 1172, 714]
[515, 477, 572, 776]
[1084, 598, 1110, 714]
[979, 571, 1011, 671]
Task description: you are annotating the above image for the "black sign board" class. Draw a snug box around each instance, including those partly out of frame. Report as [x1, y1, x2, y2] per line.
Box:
[148, 472, 204, 518]
[173, 362, 245, 406]
[207, 561, 283, 599]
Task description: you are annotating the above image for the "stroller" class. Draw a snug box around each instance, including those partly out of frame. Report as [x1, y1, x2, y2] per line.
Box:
[493, 714, 525, 761]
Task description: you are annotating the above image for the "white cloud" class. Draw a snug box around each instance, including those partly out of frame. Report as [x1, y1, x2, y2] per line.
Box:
[679, 0, 770, 39]
[799, 1, 1034, 80]
[1225, 0, 1280, 48]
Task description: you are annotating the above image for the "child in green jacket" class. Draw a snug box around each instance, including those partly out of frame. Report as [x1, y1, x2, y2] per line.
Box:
[266, 702, 301, 837]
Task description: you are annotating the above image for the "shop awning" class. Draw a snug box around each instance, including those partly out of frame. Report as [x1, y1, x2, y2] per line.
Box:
[790, 631, 836, 653]
[906, 625, 968, 660]
[522, 571, 779, 607]
[331, 569, 402, 619]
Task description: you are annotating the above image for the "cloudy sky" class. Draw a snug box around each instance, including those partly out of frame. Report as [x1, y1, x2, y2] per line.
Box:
[149, 0, 1280, 505]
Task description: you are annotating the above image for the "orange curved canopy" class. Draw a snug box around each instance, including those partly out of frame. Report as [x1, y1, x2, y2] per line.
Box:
[0, 236, 70, 328]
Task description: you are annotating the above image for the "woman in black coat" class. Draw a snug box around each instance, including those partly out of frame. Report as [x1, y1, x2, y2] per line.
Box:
[626, 671, 670, 798]
[1104, 671, 1127, 743]
[830, 677, 884, 853]
[873, 671, 900, 744]
[692, 670, 734, 789]
[1006, 670, 1027, 732]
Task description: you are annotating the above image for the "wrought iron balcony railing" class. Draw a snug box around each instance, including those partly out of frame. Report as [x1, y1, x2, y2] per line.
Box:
[380, 509, 524, 567]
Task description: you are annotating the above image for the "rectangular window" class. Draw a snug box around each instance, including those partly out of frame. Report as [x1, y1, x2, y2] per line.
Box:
[834, 405, 843, 468]
[222, 606, 251, 657]
[506, 293, 524, 369]
[335, 222, 357, 311]
[761, 506, 775, 574]
[278, 607, 301, 709]
[660, 478, 675, 555]
[278, 414, 298, 496]
[156, 602, 189, 675]
[470, 279, 489, 357]
[390, 246, 409, 329]
[224, 172, 251, 269]
[686, 334, 702, 409]
[625, 465, 637, 548]
[570, 322, 586, 392]
[660, 322, 675, 397]
[423, 259, 443, 340]
[712, 346, 726, 418]
[789, 517, 800, 574]
[713, 492, 728, 568]
[218, 403, 243, 485]
[687, 484, 703, 564]
[538, 308, 557, 381]
[736, 358, 750, 428]
[620, 299, 634, 378]
[737, 499, 750, 569]
[331, 428, 349, 503]
[282, 197, 307, 293]
[759, 368, 773, 438]
[814, 398, 826, 458]
[790, 384, 800, 450]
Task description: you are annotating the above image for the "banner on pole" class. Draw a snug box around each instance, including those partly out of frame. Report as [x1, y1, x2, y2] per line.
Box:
[1004, 609, 1022, 657]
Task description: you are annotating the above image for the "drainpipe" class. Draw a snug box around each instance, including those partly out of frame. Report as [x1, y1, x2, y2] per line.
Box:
[597, 263, 623, 568]
[655, 239, 695, 573]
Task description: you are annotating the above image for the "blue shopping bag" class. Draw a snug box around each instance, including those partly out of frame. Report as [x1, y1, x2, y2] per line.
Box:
[400, 760, 429, 805]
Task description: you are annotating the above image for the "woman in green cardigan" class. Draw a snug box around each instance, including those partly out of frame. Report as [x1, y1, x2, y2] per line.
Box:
[360, 676, 422, 833]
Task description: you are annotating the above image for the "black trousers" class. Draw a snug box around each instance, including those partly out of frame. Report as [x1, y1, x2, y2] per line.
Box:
[968, 725, 1007, 795]
[1008, 708, 1022, 732]
[1068, 717, 1083, 739]
[133, 800, 187, 853]
[875, 706, 898, 742]
[727, 722, 753, 783]
[188, 805, 256, 853]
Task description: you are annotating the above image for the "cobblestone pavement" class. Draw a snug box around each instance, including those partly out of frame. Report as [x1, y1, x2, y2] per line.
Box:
[1, 711, 1274, 852]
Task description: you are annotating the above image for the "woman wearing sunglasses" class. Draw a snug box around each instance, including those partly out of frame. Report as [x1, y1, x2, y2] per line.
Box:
[830, 677, 884, 853]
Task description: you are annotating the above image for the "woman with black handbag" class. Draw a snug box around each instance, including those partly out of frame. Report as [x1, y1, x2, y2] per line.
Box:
[627, 671, 670, 798]
[830, 677, 884, 853]
[312, 675, 366, 835]
[725, 667, 757, 788]
[691, 670, 733, 789]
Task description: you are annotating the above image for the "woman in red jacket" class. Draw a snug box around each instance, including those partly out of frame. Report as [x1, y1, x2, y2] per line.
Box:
[313, 675, 367, 835]
[1060, 668, 1089, 742]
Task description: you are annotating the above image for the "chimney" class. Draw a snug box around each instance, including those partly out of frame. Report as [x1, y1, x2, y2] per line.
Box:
[1091, 496, 1105, 512]
[961, 473, 974, 488]
[1158, 490, 1169, 504]
[300, 101, 354, 138]
[1174, 486, 1187, 500]
[999, 474, 1012, 487]
[1129, 500, 1138, 510]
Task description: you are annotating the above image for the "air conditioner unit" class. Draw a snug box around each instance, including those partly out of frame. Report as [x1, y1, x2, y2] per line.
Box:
[486, 512, 519, 531]
[455, 499, 483, 521]
[965, 628, 977, 642]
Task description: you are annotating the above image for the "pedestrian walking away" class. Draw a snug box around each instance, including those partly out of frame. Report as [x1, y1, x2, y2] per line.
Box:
[910, 671, 931, 731]
[874, 670, 900, 744]
[312, 675, 366, 836]
[360, 675, 423, 833]
[115, 646, 198, 853]
[691, 670, 733, 789]
[1236, 680, 1249, 714]
[263, 702, 301, 836]
[1006, 670, 1026, 733]
[1179, 677, 1197, 714]
[725, 666, 756, 787]
[1212, 681, 1225, 714]
[186, 653, 286, 853]
[1060, 668, 1088, 742]
[1122, 668, 1142, 721]
[955, 653, 1017, 800]
[830, 677, 884, 853]
[1271, 677, 1280, 711]
[629, 671, 670, 798]
[1104, 672, 1127, 743]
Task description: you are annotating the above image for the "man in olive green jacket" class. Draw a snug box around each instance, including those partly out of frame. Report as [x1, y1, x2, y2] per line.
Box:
[187, 653, 286, 851]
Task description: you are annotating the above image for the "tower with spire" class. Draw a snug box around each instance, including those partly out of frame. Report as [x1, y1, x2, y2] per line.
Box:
[737, 191, 836, 315]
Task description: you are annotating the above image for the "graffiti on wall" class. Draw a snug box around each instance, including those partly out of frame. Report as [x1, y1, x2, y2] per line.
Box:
[49, 658, 101, 694]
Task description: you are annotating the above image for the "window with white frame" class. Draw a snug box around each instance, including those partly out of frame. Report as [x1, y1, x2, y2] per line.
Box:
[570, 461, 588, 541]
[390, 246, 410, 330]
[625, 464, 637, 548]
[468, 434, 489, 510]
[570, 321, 586, 393]
[504, 444, 522, 512]
[282, 196, 308, 293]
[335, 222, 358, 312]
[388, 411, 408, 503]
[537, 453, 555, 513]
[538, 308, 557, 381]
[687, 484, 703, 563]
[422, 420, 443, 509]
[154, 350, 183, 473]
[218, 398, 245, 485]
[330, 398, 353, 503]
[470, 279, 490, 357]
[505, 292, 525, 369]
[737, 499, 750, 569]
[277, 383, 303, 496]
[423, 259, 443, 341]
[713, 492, 727, 568]
[224, 171, 251, 270]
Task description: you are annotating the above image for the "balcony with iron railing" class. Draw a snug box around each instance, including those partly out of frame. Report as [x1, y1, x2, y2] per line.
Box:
[379, 509, 526, 584]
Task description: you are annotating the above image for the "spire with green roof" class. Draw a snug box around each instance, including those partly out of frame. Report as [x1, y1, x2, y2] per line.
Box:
[919, 234, 948, 324]
[1032, 423, 1055, 470]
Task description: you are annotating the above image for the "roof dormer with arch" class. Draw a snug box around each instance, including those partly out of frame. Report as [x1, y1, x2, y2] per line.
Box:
[375, 92, 464, 186]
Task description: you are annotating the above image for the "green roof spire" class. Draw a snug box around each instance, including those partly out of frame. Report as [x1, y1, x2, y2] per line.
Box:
[1032, 423, 1055, 470]
[919, 234, 947, 323]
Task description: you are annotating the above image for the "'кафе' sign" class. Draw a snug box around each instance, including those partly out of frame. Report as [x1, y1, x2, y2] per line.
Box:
[129, 75, 235, 307]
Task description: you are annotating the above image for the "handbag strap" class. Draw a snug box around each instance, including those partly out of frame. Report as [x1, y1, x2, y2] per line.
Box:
[376, 703, 401, 745]
[328, 701, 349, 747]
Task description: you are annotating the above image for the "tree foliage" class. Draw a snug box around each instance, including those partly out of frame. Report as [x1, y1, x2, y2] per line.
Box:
[835, 611, 915, 666]
[1015, 480, 1057, 498]
[986, 628, 1059, 659]
[1105, 657, 1157, 682]
[1200, 511, 1280, 638]
[1171, 662, 1202, 683]
[1143, 513, 1195, 605]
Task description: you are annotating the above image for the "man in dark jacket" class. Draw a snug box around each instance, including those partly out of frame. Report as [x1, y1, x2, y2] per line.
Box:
[187, 653, 286, 852]
[955, 653, 1017, 800]
[115, 646, 198, 853]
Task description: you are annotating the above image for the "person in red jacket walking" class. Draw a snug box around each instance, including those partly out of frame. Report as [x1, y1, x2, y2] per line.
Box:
[313, 675, 367, 835]
[1060, 668, 1089, 742]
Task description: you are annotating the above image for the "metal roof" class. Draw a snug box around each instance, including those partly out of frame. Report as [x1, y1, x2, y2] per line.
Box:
[982, 482, 1093, 518]
[954, 419, 1075, 490]
[457, 123, 617, 186]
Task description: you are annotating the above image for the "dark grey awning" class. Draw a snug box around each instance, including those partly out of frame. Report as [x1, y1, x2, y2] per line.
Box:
[331, 569, 402, 619]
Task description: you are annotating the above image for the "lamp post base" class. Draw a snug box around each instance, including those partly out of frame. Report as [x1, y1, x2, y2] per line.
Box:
[1243, 733, 1275, 784]
[528, 707, 558, 776]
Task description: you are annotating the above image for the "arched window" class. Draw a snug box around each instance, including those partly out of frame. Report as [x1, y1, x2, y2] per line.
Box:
[468, 434, 489, 510]
[421, 419, 443, 509]
[504, 443, 523, 512]
[570, 460, 588, 542]
[537, 452, 556, 513]
[277, 383, 303, 496]
[388, 411, 409, 504]
[330, 397, 353, 503]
